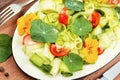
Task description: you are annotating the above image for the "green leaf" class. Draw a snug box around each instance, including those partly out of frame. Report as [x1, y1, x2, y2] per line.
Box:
[62, 53, 84, 72]
[71, 16, 92, 36]
[64, 0, 84, 11]
[0, 46, 12, 62]
[30, 19, 58, 43]
[0, 34, 11, 46]
[0, 34, 12, 63]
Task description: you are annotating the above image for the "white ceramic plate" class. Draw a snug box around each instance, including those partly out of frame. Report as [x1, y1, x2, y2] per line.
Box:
[12, 1, 120, 80]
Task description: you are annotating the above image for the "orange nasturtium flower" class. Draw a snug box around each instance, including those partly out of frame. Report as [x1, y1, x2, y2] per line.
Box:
[80, 37, 99, 64]
[17, 13, 39, 36]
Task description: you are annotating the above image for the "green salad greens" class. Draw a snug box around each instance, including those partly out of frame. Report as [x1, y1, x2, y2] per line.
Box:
[71, 16, 92, 36]
[17, 0, 120, 77]
[64, 0, 84, 11]
[30, 19, 58, 43]
[0, 34, 12, 63]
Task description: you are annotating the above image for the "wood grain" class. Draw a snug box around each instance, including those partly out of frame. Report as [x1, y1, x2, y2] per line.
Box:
[0, 0, 120, 80]
[0, 57, 34, 80]
[0, 0, 15, 10]
[0, 0, 36, 80]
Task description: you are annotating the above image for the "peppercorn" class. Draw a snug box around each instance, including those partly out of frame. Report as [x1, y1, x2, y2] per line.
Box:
[4, 72, 9, 77]
[0, 66, 4, 72]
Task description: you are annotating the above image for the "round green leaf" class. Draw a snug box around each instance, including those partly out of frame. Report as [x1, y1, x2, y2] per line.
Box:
[0, 46, 12, 63]
[30, 19, 58, 43]
[0, 34, 12, 46]
[62, 53, 84, 72]
[0, 34, 12, 63]
[72, 17, 92, 36]
[64, 0, 84, 11]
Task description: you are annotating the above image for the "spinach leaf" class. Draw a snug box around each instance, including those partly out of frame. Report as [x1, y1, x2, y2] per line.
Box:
[64, 0, 84, 11]
[0, 34, 12, 63]
[71, 16, 92, 36]
[62, 53, 83, 72]
[30, 19, 58, 43]
[0, 34, 11, 46]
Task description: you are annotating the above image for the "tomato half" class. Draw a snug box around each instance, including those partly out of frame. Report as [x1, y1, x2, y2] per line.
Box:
[108, 0, 120, 4]
[22, 34, 38, 45]
[89, 11, 100, 28]
[58, 7, 68, 25]
[98, 47, 104, 55]
[50, 44, 70, 57]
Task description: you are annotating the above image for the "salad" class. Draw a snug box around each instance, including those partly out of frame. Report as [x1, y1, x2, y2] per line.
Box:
[17, 0, 120, 77]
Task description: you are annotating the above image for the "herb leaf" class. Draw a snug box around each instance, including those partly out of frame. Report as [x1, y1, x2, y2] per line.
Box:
[71, 16, 92, 36]
[0, 34, 12, 63]
[30, 19, 58, 43]
[0, 34, 11, 46]
[62, 53, 83, 72]
[64, 0, 84, 11]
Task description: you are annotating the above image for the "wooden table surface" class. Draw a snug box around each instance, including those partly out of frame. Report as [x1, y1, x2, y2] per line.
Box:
[0, 0, 120, 80]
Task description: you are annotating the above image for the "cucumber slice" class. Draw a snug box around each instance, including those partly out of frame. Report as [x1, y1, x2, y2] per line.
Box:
[29, 53, 51, 67]
[30, 53, 52, 74]
[99, 17, 108, 27]
[92, 25, 102, 35]
[50, 58, 61, 76]
[60, 61, 73, 77]
[39, 0, 56, 13]
[29, 53, 44, 67]
[39, 0, 64, 13]
[24, 44, 43, 57]
[98, 29, 117, 49]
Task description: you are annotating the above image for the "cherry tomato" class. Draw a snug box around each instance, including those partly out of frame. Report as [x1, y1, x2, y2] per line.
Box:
[50, 44, 70, 57]
[98, 47, 104, 55]
[108, 0, 120, 4]
[58, 7, 68, 25]
[83, 42, 86, 48]
[89, 11, 100, 28]
[22, 34, 38, 45]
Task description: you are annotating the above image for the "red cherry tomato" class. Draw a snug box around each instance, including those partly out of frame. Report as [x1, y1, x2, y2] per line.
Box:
[58, 7, 68, 25]
[98, 47, 104, 55]
[89, 11, 100, 28]
[83, 42, 86, 48]
[108, 0, 120, 4]
[22, 34, 38, 45]
[50, 44, 70, 57]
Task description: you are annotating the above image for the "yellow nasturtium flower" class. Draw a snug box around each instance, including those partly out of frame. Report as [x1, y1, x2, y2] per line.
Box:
[17, 13, 39, 36]
[80, 37, 99, 64]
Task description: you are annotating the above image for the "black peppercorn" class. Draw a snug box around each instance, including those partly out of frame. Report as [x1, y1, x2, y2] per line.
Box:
[0, 66, 4, 72]
[4, 72, 9, 77]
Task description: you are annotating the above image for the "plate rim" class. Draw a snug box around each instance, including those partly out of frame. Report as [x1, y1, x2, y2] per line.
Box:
[12, 1, 120, 80]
